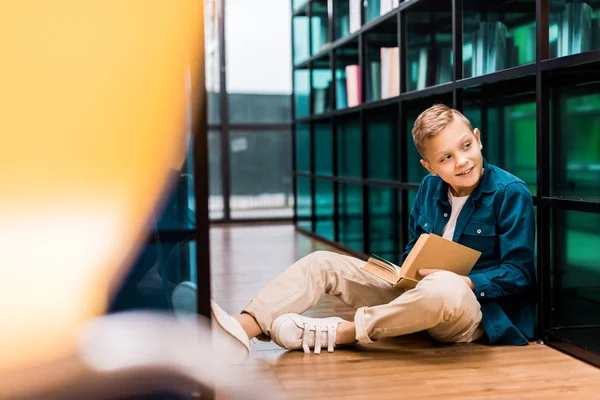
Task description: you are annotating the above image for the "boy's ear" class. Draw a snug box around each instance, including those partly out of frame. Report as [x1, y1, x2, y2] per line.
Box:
[474, 128, 483, 150]
[420, 159, 437, 176]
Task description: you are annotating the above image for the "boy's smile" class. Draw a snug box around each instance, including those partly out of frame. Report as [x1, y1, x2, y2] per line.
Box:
[419, 117, 484, 197]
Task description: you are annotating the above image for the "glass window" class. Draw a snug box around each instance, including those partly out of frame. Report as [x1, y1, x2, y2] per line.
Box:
[337, 115, 362, 178]
[462, 1, 536, 79]
[296, 123, 311, 173]
[209, 131, 223, 220]
[295, 69, 310, 119]
[338, 183, 363, 252]
[549, 0, 600, 59]
[315, 179, 335, 240]
[464, 99, 537, 194]
[311, 1, 329, 55]
[226, 0, 292, 123]
[366, 105, 398, 181]
[205, 0, 221, 124]
[296, 177, 313, 231]
[552, 89, 600, 201]
[369, 186, 400, 264]
[312, 57, 333, 115]
[553, 210, 600, 327]
[229, 130, 293, 219]
[315, 122, 334, 175]
[293, 0, 308, 11]
[405, 1, 453, 91]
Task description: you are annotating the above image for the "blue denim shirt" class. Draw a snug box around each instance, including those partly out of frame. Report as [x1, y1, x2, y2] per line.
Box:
[402, 159, 536, 346]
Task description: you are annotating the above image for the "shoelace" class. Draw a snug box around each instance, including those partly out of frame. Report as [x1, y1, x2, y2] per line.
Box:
[301, 323, 336, 354]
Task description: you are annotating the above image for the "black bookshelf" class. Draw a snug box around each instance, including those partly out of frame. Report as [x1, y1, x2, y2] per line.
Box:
[292, 0, 600, 368]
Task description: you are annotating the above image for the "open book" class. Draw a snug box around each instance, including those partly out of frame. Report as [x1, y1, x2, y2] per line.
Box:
[362, 233, 482, 289]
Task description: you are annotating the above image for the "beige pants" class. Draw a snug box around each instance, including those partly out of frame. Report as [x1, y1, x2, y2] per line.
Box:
[243, 250, 484, 344]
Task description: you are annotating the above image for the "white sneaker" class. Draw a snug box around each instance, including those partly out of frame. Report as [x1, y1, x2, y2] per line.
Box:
[270, 314, 346, 354]
[210, 300, 251, 364]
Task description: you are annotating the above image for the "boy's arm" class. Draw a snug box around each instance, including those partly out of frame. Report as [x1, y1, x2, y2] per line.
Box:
[469, 182, 536, 299]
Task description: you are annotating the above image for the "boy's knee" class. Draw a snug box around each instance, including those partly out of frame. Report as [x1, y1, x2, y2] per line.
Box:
[306, 250, 338, 271]
[417, 271, 473, 311]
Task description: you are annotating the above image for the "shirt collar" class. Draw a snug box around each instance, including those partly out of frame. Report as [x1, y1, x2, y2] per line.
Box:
[433, 158, 495, 206]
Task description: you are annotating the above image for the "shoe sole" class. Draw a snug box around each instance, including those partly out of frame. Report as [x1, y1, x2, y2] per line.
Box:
[211, 300, 250, 364]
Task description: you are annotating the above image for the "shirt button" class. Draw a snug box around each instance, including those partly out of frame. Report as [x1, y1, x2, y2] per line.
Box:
[424, 223, 428, 228]
[477, 229, 482, 234]
[444, 213, 448, 218]
[480, 292, 485, 297]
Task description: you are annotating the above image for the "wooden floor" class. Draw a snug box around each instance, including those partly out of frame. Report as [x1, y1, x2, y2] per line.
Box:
[210, 224, 600, 400]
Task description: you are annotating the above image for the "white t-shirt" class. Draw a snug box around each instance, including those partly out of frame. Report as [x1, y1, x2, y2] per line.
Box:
[442, 187, 469, 242]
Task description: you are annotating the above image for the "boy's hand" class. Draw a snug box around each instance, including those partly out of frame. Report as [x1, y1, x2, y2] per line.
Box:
[418, 269, 475, 291]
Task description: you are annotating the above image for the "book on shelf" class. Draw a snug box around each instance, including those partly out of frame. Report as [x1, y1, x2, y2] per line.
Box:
[335, 77, 348, 109]
[361, 233, 481, 290]
[380, 0, 399, 15]
[380, 47, 399, 99]
[368, 61, 381, 101]
[345, 65, 361, 107]
[349, 0, 361, 33]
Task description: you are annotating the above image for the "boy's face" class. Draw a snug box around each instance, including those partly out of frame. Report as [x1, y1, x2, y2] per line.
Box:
[419, 117, 484, 197]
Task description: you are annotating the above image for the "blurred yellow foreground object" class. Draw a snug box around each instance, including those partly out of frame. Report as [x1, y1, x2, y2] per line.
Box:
[0, 0, 201, 377]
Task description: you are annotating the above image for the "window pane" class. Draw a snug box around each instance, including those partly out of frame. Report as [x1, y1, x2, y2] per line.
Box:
[338, 183, 363, 252]
[464, 99, 537, 194]
[549, 0, 600, 58]
[296, 123, 311, 173]
[553, 89, 600, 201]
[209, 130, 223, 220]
[337, 116, 362, 178]
[229, 130, 293, 218]
[296, 177, 312, 231]
[311, 1, 329, 55]
[226, 0, 292, 123]
[295, 69, 310, 118]
[553, 210, 600, 328]
[369, 186, 400, 264]
[293, 0, 308, 12]
[315, 122, 333, 175]
[463, 1, 535, 79]
[206, 0, 220, 124]
[406, 1, 452, 91]
[366, 106, 398, 181]
[293, 11, 310, 64]
[110, 239, 198, 315]
[315, 179, 334, 240]
[312, 59, 333, 115]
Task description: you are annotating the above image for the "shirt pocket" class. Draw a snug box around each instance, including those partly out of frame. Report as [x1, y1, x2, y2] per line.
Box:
[461, 222, 497, 259]
[417, 214, 434, 234]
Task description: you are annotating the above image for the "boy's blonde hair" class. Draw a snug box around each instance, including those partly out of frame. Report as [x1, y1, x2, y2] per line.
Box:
[412, 104, 473, 158]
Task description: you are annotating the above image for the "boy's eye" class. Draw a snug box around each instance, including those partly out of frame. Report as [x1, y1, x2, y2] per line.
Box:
[464, 142, 471, 149]
[440, 155, 450, 162]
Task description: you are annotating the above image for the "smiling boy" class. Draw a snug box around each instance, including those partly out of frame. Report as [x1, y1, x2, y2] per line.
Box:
[211, 104, 536, 362]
